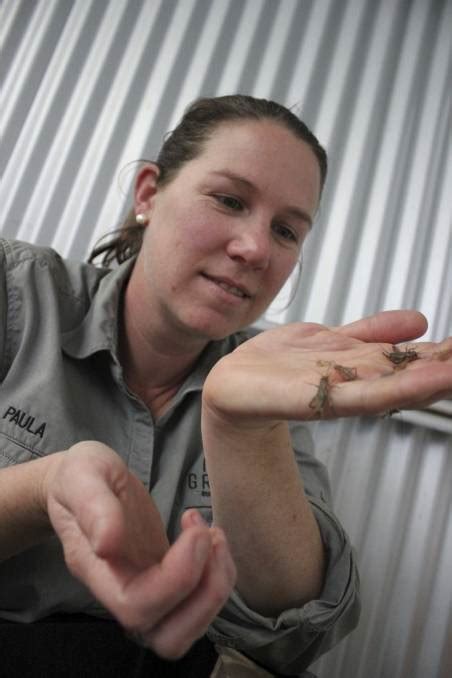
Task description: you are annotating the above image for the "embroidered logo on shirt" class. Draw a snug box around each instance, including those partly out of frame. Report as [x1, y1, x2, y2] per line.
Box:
[2, 406, 47, 439]
[187, 458, 210, 497]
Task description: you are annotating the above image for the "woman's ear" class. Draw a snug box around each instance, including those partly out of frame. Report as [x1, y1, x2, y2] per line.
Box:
[134, 163, 160, 218]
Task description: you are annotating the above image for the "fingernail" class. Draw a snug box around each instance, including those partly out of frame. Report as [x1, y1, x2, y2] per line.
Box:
[189, 510, 207, 527]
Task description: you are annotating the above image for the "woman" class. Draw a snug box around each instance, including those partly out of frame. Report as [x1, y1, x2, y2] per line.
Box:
[0, 95, 451, 677]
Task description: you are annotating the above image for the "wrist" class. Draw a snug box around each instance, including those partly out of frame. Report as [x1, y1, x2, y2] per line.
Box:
[201, 394, 279, 434]
[201, 400, 291, 462]
[37, 451, 65, 523]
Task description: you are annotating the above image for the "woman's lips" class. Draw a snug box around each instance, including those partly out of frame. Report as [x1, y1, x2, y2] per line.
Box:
[202, 273, 251, 299]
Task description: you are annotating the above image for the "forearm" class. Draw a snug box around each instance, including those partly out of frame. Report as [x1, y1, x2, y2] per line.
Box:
[0, 454, 61, 561]
[201, 407, 325, 616]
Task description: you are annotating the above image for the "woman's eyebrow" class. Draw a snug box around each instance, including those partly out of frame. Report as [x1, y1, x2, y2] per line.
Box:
[208, 170, 255, 191]
[208, 170, 313, 227]
[284, 206, 313, 229]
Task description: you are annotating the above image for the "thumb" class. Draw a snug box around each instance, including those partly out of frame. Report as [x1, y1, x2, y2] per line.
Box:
[335, 310, 428, 344]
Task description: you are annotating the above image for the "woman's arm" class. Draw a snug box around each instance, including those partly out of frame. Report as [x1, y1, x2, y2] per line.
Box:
[201, 414, 325, 615]
[201, 310, 452, 615]
[0, 453, 60, 561]
[0, 442, 236, 658]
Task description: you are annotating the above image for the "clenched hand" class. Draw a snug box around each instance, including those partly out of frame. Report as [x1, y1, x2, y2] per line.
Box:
[45, 442, 236, 659]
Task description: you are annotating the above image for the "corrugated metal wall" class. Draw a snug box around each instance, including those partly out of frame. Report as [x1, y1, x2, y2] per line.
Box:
[1, 1, 451, 677]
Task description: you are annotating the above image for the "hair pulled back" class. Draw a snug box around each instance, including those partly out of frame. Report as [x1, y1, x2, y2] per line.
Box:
[89, 95, 327, 266]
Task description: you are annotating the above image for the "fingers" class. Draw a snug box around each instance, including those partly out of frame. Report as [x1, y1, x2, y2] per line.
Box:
[90, 473, 169, 567]
[141, 528, 236, 658]
[76, 483, 127, 558]
[120, 513, 235, 658]
[87, 515, 232, 616]
[48, 452, 235, 661]
[48, 443, 169, 567]
[337, 310, 428, 344]
[53, 510, 235, 660]
[324, 360, 452, 418]
[121, 515, 220, 621]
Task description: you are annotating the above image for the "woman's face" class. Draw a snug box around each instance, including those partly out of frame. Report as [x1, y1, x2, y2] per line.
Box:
[132, 120, 321, 342]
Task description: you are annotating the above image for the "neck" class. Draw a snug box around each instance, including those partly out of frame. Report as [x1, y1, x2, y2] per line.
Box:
[119, 275, 208, 419]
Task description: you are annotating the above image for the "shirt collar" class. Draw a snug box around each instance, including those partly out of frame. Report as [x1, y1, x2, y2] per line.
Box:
[61, 258, 135, 360]
[179, 334, 239, 393]
[61, 257, 246, 397]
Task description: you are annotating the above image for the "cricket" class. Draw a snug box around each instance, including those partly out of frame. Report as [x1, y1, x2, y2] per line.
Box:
[333, 363, 358, 381]
[383, 345, 419, 370]
[309, 362, 359, 417]
[309, 375, 332, 417]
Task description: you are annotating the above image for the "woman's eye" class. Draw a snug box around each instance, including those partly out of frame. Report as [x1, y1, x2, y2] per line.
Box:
[215, 195, 243, 211]
[273, 222, 298, 244]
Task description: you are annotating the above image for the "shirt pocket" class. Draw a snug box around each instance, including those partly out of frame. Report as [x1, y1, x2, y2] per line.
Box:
[0, 404, 50, 467]
[0, 431, 40, 466]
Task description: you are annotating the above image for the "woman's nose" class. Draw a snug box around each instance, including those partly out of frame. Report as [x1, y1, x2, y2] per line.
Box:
[226, 222, 271, 269]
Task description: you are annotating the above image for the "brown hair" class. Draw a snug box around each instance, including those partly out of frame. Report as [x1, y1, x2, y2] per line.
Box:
[89, 95, 327, 266]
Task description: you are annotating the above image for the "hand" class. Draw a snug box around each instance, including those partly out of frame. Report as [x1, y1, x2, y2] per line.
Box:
[202, 310, 452, 424]
[45, 442, 236, 658]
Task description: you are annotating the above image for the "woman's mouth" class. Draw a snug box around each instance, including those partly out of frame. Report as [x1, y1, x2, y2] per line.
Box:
[201, 274, 250, 299]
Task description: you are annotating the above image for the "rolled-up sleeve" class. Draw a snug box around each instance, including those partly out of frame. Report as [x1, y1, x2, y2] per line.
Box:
[207, 422, 360, 676]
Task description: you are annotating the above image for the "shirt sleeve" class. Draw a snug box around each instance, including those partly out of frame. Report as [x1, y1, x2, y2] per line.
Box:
[207, 421, 360, 676]
[0, 241, 7, 381]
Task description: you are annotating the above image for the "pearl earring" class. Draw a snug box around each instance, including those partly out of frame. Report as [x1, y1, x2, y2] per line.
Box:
[136, 213, 148, 225]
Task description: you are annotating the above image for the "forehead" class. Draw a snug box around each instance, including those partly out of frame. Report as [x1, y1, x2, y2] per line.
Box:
[186, 120, 321, 213]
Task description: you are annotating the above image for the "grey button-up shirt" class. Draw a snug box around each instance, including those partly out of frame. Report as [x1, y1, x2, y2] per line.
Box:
[0, 239, 359, 675]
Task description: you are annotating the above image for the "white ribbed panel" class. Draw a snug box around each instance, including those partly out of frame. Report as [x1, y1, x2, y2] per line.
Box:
[310, 417, 452, 678]
[1, 2, 451, 677]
